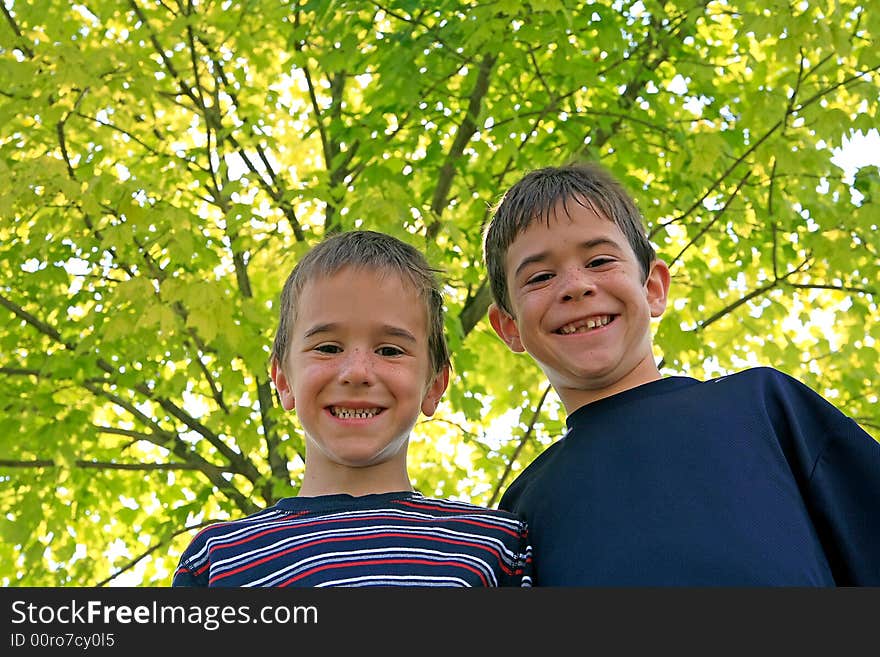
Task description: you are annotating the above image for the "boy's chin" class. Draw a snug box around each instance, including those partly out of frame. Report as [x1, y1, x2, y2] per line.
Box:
[328, 436, 411, 468]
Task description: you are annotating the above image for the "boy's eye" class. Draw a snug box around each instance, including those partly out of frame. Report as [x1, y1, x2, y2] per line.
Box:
[376, 345, 404, 357]
[314, 344, 342, 354]
[587, 257, 614, 268]
[525, 272, 553, 285]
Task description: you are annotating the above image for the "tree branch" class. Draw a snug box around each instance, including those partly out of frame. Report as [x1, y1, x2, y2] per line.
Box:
[1, 2, 34, 58]
[697, 258, 812, 331]
[488, 383, 552, 508]
[427, 52, 498, 240]
[667, 169, 752, 269]
[0, 291, 263, 494]
[0, 458, 223, 472]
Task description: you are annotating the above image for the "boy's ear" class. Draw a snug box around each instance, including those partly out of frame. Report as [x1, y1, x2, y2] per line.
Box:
[645, 259, 671, 318]
[421, 365, 450, 417]
[270, 359, 296, 411]
[488, 303, 525, 353]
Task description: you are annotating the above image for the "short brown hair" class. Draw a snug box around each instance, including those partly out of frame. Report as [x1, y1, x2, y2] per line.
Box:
[483, 162, 656, 315]
[271, 230, 450, 379]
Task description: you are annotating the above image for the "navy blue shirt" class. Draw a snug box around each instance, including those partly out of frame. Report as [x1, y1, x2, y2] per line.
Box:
[499, 368, 880, 586]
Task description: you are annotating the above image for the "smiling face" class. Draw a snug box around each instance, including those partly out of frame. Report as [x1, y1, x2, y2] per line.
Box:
[271, 266, 448, 495]
[488, 199, 669, 413]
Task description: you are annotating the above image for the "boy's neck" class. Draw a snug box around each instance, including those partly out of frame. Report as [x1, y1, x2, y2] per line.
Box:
[557, 360, 664, 415]
[297, 465, 414, 499]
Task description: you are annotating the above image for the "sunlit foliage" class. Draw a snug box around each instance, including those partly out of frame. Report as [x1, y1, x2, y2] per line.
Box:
[1, 0, 877, 585]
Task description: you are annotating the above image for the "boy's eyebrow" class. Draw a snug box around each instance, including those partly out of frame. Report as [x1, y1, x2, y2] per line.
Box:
[513, 238, 622, 279]
[382, 326, 418, 343]
[302, 323, 418, 343]
[513, 252, 549, 280]
[302, 323, 337, 339]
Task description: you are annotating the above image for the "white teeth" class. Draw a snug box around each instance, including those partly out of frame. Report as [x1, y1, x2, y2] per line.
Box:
[558, 315, 612, 334]
[331, 407, 381, 419]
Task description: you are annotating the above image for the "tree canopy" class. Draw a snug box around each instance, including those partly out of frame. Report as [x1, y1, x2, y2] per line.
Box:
[1, 0, 877, 586]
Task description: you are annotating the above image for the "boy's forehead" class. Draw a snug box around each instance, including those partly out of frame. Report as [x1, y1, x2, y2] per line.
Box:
[540, 195, 610, 226]
[510, 200, 616, 246]
[294, 265, 426, 320]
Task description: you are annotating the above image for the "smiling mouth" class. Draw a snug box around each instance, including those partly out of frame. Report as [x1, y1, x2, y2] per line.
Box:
[555, 315, 614, 334]
[329, 407, 384, 419]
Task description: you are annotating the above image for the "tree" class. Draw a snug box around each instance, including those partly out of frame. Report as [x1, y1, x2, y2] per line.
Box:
[1, 0, 877, 586]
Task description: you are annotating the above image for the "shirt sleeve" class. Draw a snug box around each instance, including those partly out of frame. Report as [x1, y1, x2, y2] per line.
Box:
[510, 520, 534, 587]
[170, 542, 210, 587]
[774, 371, 880, 585]
[807, 414, 880, 585]
[171, 566, 206, 587]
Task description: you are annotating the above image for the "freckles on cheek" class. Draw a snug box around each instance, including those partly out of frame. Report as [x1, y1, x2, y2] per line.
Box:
[296, 362, 327, 384]
[517, 294, 542, 317]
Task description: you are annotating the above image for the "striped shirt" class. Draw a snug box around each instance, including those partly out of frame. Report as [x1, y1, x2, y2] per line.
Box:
[172, 491, 533, 587]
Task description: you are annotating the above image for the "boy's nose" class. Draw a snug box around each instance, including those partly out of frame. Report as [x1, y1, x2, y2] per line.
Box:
[559, 268, 596, 301]
[339, 349, 374, 385]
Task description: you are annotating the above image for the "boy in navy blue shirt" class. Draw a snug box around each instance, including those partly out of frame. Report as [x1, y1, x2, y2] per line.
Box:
[483, 162, 880, 585]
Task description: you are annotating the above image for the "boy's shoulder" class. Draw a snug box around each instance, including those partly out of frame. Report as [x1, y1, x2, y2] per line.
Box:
[706, 366, 819, 399]
[412, 494, 519, 513]
[690, 367, 851, 429]
[708, 366, 789, 385]
[183, 505, 290, 544]
[566, 367, 816, 425]
[402, 494, 527, 525]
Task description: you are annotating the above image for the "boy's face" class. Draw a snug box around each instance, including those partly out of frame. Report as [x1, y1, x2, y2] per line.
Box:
[272, 267, 448, 470]
[488, 200, 669, 411]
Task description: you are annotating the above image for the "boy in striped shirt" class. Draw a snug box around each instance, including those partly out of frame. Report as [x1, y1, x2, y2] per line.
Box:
[172, 230, 532, 587]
